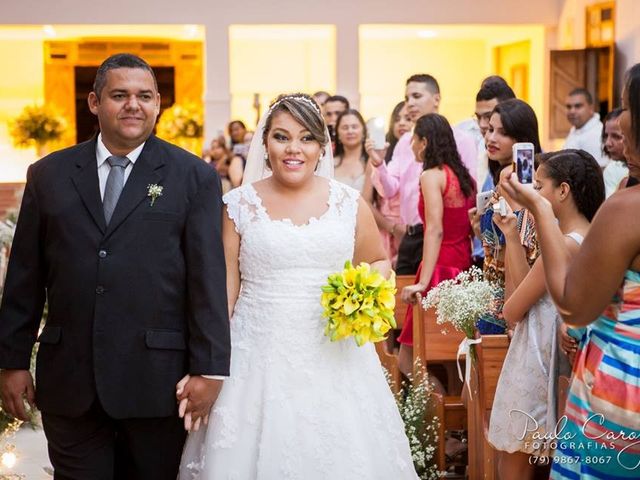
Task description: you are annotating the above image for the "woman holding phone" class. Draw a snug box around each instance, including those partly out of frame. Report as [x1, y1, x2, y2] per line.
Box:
[469, 99, 541, 334]
[500, 64, 640, 479]
[489, 150, 605, 480]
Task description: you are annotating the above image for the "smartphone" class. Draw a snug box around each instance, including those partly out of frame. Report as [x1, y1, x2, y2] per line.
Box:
[512, 142, 534, 185]
[476, 190, 493, 214]
[366, 117, 386, 150]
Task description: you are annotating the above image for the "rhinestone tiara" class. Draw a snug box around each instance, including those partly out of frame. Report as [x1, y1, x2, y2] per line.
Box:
[268, 95, 321, 116]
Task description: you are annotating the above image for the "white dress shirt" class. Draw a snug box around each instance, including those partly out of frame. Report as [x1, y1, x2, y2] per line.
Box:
[96, 133, 145, 200]
[96, 134, 225, 381]
[564, 113, 606, 168]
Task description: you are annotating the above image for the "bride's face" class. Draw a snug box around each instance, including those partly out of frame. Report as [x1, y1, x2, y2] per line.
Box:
[266, 111, 322, 184]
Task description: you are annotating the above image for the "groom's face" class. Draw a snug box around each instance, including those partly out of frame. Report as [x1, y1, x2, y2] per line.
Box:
[88, 67, 160, 155]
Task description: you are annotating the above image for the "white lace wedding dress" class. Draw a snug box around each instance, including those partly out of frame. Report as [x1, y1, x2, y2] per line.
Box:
[179, 179, 418, 479]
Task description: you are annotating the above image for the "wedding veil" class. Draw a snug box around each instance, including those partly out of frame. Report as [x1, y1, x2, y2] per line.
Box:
[241, 96, 334, 185]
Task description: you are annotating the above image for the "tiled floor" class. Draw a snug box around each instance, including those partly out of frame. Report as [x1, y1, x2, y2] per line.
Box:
[0, 425, 51, 479]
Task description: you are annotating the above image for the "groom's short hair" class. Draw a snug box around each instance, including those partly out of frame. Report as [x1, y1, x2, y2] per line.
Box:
[93, 53, 158, 99]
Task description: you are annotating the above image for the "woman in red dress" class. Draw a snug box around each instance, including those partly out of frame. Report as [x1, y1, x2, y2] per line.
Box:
[397, 113, 476, 378]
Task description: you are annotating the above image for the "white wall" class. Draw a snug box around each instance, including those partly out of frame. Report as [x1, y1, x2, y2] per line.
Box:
[616, 0, 640, 90]
[1, 0, 562, 25]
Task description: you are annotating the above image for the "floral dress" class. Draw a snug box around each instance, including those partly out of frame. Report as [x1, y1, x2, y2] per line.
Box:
[477, 206, 538, 334]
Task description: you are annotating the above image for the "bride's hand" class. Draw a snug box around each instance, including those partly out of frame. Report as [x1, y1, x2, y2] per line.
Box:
[176, 374, 191, 396]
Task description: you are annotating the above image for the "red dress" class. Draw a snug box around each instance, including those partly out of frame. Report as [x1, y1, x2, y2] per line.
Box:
[398, 165, 475, 345]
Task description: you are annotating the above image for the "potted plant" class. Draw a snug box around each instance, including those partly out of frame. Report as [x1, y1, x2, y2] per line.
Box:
[156, 103, 204, 154]
[9, 105, 66, 157]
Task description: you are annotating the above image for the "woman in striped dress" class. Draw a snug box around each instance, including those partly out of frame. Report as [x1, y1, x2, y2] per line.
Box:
[502, 64, 640, 479]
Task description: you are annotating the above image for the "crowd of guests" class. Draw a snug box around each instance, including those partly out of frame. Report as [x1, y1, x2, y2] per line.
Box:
[199, 67, 640, 478]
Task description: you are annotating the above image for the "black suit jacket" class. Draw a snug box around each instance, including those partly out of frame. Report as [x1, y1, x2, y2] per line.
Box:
[0, 135, 230, 419]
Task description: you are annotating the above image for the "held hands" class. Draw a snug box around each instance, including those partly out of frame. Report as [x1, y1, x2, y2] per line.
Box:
[401, 283, 426, 305]
[364, 138, 388, 168]
[176, 374, 223, 432]
[0, 369, 36, 421]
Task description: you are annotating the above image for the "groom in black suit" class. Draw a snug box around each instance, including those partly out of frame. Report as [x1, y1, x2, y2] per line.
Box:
[0, 53, 230, 479]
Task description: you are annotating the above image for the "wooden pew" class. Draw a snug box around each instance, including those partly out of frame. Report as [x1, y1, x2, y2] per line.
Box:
[375, 275, 415, 393]
[412, 303, 468, 472]
[466, 334, 510, 480]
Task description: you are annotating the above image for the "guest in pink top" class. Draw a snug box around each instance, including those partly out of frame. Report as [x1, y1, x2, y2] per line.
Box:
[369, 74, 477, 275]
[366, 101, 413, 265]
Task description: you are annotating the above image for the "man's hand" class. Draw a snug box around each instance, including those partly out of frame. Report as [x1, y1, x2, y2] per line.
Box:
[364, 138, 388, 168]
[176, 375, 222, 432]
[0, 369, 35, 421]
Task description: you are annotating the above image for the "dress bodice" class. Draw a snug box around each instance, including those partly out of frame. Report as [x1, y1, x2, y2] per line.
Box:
[223, 179, 360, 342]
[224, 179, 358, 296]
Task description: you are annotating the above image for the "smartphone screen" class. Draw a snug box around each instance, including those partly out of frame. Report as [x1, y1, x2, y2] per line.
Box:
[513, 143, 534, 185]
[366, 117, 386, 149]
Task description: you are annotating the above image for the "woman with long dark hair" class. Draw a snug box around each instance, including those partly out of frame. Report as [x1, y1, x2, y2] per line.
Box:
[489, 150, 605, 480]
[397, 113, 476, 377]
[333, 109, 370, 193]
[470, 99, 542, 334]
[501, 63, 640, 479]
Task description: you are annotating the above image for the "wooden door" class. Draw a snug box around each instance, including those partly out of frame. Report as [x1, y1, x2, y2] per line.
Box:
[549, 49, 585, 139]
[549, 45, 615, 139]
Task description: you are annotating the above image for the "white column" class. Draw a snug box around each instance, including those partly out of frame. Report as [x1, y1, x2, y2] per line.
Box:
[203, 21, 231, 141]
[615, 0, 640, 94]
[336, 22, 360, 110]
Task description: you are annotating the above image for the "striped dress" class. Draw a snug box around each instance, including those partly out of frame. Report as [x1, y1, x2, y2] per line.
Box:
[551, 270, 640, 479]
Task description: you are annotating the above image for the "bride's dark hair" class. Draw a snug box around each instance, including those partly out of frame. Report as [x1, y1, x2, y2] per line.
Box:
[262, 93, 328, 147]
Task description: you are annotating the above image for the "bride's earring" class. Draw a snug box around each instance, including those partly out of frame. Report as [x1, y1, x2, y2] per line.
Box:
[264, 152, 271, 169]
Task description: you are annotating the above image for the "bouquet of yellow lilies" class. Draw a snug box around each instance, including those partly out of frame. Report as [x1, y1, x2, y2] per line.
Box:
[321, 261, 396, 346]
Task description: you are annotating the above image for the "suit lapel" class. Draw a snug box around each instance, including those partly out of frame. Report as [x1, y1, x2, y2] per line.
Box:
[105, 136, 165, 238]
[71, 138, 107, 234]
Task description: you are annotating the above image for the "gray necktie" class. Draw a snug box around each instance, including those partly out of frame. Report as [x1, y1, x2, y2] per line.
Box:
[103, 155, 131, 225]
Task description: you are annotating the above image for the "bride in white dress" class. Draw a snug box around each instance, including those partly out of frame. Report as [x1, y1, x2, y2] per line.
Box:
[178, 94, 418, 479]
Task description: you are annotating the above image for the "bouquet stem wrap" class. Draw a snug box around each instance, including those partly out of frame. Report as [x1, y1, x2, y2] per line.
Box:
[456, 336, 482, 399]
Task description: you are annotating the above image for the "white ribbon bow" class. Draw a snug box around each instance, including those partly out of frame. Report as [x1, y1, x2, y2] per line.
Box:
[456, 336, 482, 399]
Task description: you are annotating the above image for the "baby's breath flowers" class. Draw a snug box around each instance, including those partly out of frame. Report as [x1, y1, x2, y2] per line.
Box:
[387, 360, 441, 480]
[147, 184, 164, 206]
[422, 266, 498, 339]
[321, 261, 396, 346]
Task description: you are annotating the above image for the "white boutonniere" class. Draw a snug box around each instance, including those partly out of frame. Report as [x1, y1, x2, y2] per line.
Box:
[147, 184, 163, 206]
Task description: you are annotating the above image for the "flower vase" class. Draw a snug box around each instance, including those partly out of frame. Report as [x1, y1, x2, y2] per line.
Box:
[36, 143, 48, 158]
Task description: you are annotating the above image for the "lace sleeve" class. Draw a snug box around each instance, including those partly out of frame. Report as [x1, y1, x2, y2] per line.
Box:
[222, 185, 261, 235]
[332, 180, 360, 228]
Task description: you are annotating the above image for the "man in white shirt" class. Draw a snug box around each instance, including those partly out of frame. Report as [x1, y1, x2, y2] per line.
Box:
[564, 88, 606, 168]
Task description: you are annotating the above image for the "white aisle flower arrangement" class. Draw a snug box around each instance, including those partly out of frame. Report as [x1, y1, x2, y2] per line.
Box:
[421, 266, 497, 339]
[421, 266, 498, 397]
[387, 361, 442, 480]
